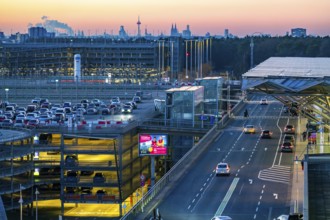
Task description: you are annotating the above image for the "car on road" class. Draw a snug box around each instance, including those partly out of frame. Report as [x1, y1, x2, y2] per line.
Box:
[244, 125, 256, 134]
[260, 98, 268, 105]
[283, 135, 295, 145]
[215, 162, 230, 176]
[284, 124, 295, 134]
[261, 130, 273, 139]
[281, 141, 294, 152]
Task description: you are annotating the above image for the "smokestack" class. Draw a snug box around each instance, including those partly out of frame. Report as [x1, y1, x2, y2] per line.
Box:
[137, 16, 141, 37]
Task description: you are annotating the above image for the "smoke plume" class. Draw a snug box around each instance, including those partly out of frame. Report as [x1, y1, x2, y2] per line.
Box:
[28, 16, 74, 36]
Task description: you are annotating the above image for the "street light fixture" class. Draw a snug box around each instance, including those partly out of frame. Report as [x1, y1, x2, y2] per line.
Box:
[5, 88, 9, 101]
[55, 79, 59, 91]
[35, 188, 39, 220]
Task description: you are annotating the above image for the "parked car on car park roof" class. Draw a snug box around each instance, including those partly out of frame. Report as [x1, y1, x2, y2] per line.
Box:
[1, 119, 14, 127]
[132, 96, 141, 103]
[86, 108, 98, 115]
[13, 119, 26, 128]
[121, 105, 133, 114]
[27, 119, 40, 128]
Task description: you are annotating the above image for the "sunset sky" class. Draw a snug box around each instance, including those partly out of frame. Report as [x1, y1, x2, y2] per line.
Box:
[1, 0, 329, 37]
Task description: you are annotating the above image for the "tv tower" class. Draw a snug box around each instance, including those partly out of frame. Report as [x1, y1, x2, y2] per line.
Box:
[137, 16, 141, 37]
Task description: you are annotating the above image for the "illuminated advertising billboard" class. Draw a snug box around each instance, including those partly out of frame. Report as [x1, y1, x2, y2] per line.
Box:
[139, 134, 168, 156]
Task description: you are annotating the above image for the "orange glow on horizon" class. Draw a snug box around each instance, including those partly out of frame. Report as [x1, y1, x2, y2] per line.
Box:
[1, 0, 329, 37]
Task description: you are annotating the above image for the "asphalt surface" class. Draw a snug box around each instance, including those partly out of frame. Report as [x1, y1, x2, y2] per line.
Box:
[156, 96, 298, 220]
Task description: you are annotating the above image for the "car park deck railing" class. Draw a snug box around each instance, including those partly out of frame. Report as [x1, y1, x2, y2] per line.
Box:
[0, 127, 33, 143]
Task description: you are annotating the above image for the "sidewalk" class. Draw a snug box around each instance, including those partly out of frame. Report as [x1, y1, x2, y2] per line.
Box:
[290, 118, 307, 214]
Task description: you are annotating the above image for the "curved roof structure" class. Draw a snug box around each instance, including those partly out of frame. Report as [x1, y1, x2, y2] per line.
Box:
[242, 57, 330, 220]
[242, 57, 330, 128]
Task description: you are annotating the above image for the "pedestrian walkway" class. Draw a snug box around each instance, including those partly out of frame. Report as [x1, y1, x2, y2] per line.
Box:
[290, 117, 308, 214]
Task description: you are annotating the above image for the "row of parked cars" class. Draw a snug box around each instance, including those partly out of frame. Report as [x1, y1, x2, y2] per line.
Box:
[0, 94, 143, 128]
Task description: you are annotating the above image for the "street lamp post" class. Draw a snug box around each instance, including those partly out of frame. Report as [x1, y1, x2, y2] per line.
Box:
[5, 88, 9, 101]
[19, 184, 23, 220]
[250, 32, 263, 69]
[35, 188, 39, 220]
[75, 76, 78, 104]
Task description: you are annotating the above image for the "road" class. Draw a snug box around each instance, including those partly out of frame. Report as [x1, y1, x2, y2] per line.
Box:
[157, 96, 299, 220]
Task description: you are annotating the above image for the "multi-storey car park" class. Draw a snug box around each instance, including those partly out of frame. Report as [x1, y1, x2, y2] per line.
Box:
[0, 124, 152, 219]
[0, 37, 184, 82]
[0, 76, 236, 219]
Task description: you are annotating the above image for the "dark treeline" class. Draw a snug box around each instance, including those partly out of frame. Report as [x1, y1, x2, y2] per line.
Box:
[211, 36, 330, 79]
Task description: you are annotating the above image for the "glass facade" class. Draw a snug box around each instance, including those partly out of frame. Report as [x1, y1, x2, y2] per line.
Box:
[166, 86, 204, 126]
[196, 77, 223, 117]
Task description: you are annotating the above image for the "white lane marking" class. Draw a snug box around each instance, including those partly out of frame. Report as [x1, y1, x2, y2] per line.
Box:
[214, 177, 240, 216]
[272, 109, 287, 167]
